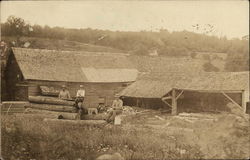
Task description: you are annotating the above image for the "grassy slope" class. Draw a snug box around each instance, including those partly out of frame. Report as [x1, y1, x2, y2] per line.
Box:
[1, 111, 249, 160]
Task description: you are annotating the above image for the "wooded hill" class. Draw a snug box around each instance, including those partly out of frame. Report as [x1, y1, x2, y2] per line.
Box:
[1, 16, 249, 71]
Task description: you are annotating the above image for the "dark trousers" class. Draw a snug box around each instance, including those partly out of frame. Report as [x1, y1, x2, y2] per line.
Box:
[74, 97, 84, 109]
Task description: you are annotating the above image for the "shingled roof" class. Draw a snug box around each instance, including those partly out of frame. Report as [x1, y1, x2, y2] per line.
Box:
[12, 47, 137, 82]
[128, 55, 205, 73]
[119, 72, 249, 98]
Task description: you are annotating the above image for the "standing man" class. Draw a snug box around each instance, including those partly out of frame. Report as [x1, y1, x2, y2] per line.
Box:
[58, 85, 71, 100]
[106, 94, 123, 123]
[75, 85, 87, 117]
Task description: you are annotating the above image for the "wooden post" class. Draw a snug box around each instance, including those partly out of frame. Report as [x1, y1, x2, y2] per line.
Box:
[242, 90, 246, 113]
[171, 89, 177, 115]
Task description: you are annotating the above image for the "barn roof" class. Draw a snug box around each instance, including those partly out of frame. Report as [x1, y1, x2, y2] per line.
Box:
[119, 72, 249, 98]
[12, 47, 137, 82]
[81, 68, 138, 83]
[128, 55, 205, 73]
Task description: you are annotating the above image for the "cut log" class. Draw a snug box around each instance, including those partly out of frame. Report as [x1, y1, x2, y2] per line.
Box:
[43, 118, 107, 126]
[24, 108, 78, 119]
[15, 113, 59, 119]
[28, 96, 74, 106]
[27, 103, 76, 112]
[82, 113, 108, 120]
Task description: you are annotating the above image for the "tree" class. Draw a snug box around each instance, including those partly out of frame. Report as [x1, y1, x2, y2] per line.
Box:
[5, 16, 31, 46]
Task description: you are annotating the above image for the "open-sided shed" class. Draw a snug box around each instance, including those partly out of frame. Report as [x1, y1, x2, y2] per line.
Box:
[119, 72, 249, 114]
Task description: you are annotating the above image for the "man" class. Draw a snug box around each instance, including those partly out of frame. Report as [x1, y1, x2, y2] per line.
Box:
[75, 85, 87, 117]
[58, 85, 71, 100]
[106, 94, 123, 123]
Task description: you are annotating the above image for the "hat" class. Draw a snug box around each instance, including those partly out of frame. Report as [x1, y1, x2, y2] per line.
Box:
[62, 85, 66, 88]
[80, 85, 84, 88]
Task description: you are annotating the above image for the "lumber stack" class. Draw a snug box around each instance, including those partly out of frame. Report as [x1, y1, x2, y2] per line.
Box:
[28, 96, 74, 106]
[26, 95, 77, 113]
[25, 108, 78, 119]
[82, 113, 108, 120]
[26, 103, 76, 112]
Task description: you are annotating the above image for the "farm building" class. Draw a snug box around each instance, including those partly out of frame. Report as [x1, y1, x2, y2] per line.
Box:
[5, 47, 138, 108]
[119, 72, 249, 114]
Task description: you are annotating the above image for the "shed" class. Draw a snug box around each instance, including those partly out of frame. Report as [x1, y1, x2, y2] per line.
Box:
[5, 47, 138, 108]
[119, 72, 249, 114]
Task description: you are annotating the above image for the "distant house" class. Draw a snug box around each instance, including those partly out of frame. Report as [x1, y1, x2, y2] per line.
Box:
[5, 47, 138, 108]
[119, 72, 249, 114]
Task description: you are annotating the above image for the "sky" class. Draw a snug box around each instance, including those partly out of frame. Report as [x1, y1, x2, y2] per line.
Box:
[1, 1, 249, 39]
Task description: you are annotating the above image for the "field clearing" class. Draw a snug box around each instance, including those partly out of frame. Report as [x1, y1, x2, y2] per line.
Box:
[1, 108, 250, 160]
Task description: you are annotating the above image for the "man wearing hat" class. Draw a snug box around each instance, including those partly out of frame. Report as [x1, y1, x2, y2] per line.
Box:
[106, 94, 123, 123]
[58, 85, 71, 100]
[74, 85, 87, 114]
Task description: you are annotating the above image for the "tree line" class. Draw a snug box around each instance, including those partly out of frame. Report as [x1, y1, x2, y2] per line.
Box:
[1, 16, 249, 71]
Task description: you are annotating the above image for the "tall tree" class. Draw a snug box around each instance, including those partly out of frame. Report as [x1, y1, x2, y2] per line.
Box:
[5, 16, 31, 46]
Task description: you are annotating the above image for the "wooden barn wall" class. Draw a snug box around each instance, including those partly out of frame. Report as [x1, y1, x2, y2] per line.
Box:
[177, 91, 242, 113]
[5, 53, 26, 100]
[27, 80, 132, 108]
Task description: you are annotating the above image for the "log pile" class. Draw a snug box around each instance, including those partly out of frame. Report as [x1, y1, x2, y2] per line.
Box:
[25, 108, 78, 120]
[25, 96, 108, 126]
[26, 103, 76, 112]
[28, 96, 74, 106]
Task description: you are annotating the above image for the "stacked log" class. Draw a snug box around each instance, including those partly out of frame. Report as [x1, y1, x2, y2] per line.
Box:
[25, 108, 78, 119]
[28, 96, 74, 106]
[26, 103, 76, 113]
[82, 114, 108, 120]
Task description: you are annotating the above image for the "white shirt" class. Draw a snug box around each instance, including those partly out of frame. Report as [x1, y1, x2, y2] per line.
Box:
[76, 89, 85, 97]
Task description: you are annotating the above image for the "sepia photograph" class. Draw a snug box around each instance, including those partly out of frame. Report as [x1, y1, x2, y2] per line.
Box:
[0, 0, 249, 160]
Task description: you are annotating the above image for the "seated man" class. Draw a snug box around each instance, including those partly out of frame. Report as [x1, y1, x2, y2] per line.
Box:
[106, 94, 123, 123]
[58, 85, 71, 100]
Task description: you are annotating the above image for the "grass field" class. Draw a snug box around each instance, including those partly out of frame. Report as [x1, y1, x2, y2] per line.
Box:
[1, 110, 249, 160]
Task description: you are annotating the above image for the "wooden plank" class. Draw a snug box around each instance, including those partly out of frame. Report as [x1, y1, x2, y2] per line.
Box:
[221, 92, 243, 110]
[162, 96, 172, 100]
[172, 89, 177, 115]
[242, 91, 246, 113]
[161, 98, 172, 108]
[178, 88, 243, 93]
[176, 90, 184, 100]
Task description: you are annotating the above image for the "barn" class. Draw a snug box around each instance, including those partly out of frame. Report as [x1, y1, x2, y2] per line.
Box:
[119, 72, 249, 114]
[5, 47, 138, 108]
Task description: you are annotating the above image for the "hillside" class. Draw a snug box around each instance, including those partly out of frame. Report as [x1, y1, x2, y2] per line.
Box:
[1, 36, 124, 53]
[1, 15, 249, 71]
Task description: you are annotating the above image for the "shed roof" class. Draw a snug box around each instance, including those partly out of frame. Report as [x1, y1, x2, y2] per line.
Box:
[119, 72, 249, 98]
[12, 47, 137, 82]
